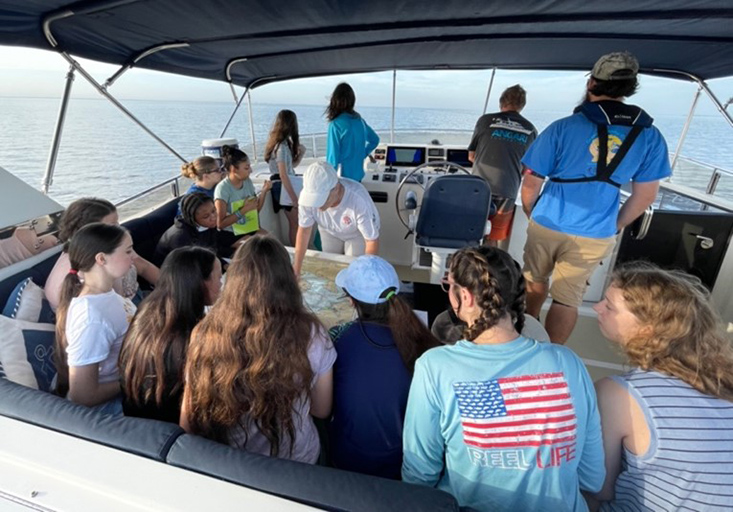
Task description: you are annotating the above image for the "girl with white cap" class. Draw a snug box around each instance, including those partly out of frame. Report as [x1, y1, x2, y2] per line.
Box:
[293, 161, 380, 276]
[329, 255, 438, 479]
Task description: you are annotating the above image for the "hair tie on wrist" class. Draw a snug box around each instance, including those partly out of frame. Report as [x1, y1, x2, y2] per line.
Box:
[68, 269, 78, 275]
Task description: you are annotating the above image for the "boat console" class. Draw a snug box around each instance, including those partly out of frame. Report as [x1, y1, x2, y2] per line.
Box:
[362, 143, 478, 270]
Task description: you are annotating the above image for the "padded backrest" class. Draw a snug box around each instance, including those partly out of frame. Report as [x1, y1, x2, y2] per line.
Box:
[166, 434, 459, 512]
[0, 250, 60, 308]
[122, 197, 179, 263]
[0, 378, 183, 461]
[415, 175, 491, 249]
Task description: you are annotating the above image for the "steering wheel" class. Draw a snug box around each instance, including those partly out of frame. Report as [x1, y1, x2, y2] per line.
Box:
[394, 160, 472, 230]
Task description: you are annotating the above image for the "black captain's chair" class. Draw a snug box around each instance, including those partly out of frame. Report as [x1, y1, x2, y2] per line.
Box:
[415, 174, 492, 249]
[414, 175, 492, 283]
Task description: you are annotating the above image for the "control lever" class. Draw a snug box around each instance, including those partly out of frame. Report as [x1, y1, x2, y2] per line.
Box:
[404, 191, 417, 210]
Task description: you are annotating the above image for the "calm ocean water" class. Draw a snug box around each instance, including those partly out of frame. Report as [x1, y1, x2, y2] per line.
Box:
[1, 97, 732, 206]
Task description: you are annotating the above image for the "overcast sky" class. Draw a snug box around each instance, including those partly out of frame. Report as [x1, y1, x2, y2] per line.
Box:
[2, 46, 732, 118]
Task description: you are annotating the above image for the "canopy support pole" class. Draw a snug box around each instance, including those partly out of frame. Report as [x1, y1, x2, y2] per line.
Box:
[699, 80, 733, 129]
[482, 68, 496, 115]
[220, 85, 249, 138]
[652, 68, 733, 130]
[671, 84, 702, 171]
[247, 89, 258, 162]
[55, 52, 187, 163]
[42, 65, 75, 195]
[391, 69, 397, 143]
[229, 83, 239, 104]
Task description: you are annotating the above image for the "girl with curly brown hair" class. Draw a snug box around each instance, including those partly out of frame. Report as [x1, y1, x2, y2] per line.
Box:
[591, 263, 733, 511]
[402, 246, 604, 511]
[180, 235, 335, 463]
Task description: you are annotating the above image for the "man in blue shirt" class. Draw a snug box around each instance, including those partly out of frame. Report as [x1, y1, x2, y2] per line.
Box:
[520, 52, 672, 344]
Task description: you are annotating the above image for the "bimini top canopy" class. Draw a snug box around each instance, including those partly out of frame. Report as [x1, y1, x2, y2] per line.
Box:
[2, 0, 733, 88]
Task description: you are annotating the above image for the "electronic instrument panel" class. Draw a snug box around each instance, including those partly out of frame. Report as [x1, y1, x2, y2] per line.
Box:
[368, 143, 471, 185]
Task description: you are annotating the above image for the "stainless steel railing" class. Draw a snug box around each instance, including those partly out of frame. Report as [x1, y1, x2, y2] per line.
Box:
[113, 130, 733, 220]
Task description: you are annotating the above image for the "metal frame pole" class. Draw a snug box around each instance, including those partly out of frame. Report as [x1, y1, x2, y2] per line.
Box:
[391, 69, 397, 143]
[56, 52, 187, 163]
[42, 65, 76, 194]
[247, 89, 258, 161]
[482, 68, 496, 115]
[699, 80, 733, 129]
[670, 84, 702, 170]
[229, 83, 239, 104]
[651, 68, 733, 129]
[220, 86, 249, 138]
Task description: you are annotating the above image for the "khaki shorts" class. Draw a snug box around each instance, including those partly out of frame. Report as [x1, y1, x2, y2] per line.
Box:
[523, 220, 616, 307]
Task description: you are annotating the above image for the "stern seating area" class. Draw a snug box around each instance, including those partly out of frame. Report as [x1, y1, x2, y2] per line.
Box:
[0, 198, 460, 511]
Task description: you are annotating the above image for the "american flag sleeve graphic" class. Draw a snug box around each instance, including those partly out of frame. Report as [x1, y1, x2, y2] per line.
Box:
[453, 372, 577, 449]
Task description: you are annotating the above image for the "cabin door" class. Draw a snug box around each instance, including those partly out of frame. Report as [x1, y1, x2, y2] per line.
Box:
[616, 210, 733, 290]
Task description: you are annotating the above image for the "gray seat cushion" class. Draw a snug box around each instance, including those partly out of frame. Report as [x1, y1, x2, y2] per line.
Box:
[166, 434, 459, 511]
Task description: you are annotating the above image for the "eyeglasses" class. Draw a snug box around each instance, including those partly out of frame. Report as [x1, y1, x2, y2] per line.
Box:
[440, 277, 452, 293]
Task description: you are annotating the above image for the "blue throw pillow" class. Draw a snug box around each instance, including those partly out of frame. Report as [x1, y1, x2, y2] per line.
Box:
[0, 315, 56, 392]
[2, 277, 56, 324]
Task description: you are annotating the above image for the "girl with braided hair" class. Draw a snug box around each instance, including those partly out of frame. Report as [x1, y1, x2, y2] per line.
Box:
[154, 192, 234, 266]
[403, 246, 604, 511]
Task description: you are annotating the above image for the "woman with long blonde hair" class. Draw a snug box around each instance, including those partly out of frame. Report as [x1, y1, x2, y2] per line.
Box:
[180, 236, 335, 463]
[591, 263, 733, 511]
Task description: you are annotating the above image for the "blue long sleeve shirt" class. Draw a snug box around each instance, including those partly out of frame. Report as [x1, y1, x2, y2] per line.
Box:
[402, 336, 604, 512]
[326, 113, 379, 182]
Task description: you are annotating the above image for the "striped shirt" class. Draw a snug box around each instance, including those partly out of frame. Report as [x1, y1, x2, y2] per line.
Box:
[601, 369, 733, 512]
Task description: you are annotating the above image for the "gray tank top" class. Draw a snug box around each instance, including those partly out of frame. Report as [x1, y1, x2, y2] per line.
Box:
[601, 369, 733, 511]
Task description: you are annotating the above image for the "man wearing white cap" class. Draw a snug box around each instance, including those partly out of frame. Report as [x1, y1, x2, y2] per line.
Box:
[520, 51, 672, 344]
[294, 161, 380, 275]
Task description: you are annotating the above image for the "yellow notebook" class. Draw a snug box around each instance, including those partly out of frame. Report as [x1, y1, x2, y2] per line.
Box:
[230, 198, 259, 236]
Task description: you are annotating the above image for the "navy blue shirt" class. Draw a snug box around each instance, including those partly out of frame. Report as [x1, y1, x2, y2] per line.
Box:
[328, 322, 411, 479]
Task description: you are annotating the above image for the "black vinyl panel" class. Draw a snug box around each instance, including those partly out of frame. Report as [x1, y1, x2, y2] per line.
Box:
[0, 1, 732, 86]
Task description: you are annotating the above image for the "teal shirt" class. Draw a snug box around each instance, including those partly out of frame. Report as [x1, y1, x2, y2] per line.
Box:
[214, 177, 256, 233]
[326, 113, 379, 182]
[402, 336, 604, 511]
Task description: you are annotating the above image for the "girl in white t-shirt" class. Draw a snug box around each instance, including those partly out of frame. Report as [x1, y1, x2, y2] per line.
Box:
[54, 222, 137, 411]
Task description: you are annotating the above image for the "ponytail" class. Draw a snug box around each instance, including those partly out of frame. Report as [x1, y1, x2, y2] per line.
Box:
[181, 156, 218, 181]
[54, 271, 83, 394]
[352, 294, 439, 373]
[221, 145, 248, 172]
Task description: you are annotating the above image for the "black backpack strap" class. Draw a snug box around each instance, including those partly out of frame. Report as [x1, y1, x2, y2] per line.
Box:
[600, 125, 643, 178]
[550, 124, 644, 188]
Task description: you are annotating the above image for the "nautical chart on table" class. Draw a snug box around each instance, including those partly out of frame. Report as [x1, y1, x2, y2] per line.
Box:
[294, 250, 355, 329]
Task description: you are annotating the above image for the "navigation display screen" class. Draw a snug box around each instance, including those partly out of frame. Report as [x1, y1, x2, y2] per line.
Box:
[446, 149, 472, 168]
[386, 146, 426, 167]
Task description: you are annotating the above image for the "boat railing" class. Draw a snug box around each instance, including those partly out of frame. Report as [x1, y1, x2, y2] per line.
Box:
[112, 130, 733, 220]
[672, 155, 733, 196]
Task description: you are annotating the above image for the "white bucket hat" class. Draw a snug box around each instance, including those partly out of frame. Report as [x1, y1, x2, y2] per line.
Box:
[335, 255, 400, 304]
[299, 161, 339, 208]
